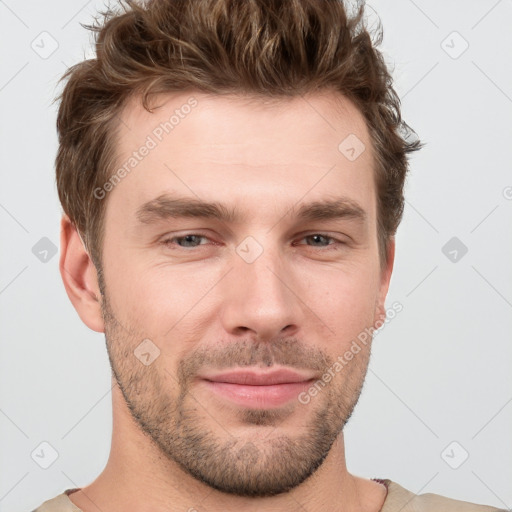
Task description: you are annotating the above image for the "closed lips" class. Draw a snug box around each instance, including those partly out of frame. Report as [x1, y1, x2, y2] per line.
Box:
[200, 369, 316, 386]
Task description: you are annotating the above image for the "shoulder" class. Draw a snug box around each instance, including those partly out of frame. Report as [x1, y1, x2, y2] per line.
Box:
[378, 479, 506, 512]
[31, 489, 82, 512]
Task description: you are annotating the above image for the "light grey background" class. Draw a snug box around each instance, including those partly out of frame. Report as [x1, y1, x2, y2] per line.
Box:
[1, 1, 511, 511]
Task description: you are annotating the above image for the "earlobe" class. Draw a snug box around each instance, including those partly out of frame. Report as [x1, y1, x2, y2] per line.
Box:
[59, 215, 105, 333]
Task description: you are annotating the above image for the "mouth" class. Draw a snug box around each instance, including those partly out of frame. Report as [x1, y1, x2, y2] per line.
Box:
[198, 367, 317, 409]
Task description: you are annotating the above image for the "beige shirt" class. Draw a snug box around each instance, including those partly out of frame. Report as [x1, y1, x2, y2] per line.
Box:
[32, 479, 506, 511]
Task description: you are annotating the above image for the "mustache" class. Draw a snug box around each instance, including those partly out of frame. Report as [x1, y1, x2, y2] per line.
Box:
[177, 338, 333, 384]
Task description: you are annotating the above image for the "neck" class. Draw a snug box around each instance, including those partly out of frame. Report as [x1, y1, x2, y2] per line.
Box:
[68, 383, 387, 512]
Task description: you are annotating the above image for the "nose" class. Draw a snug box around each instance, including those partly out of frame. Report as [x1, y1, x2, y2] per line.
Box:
[218, 241, 301, 342]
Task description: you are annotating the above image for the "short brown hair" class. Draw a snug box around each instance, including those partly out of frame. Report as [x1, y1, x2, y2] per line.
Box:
[56, 0, 422, 273]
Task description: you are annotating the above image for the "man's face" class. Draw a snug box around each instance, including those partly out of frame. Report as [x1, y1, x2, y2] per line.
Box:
[98, 91, 392, 497]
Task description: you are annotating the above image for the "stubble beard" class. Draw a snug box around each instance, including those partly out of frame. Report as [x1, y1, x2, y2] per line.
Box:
[100, 289, 370, 497]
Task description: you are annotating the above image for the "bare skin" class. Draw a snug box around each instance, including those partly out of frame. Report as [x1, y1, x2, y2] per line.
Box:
[60, 90, 393, 512]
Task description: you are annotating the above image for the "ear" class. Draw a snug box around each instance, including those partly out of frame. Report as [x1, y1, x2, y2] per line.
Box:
[59, 214, 105, 333]
[373, 238, 395, 328]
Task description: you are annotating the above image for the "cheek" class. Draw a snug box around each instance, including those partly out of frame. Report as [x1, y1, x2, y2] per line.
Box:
[105, 258, 222, 344]
[297, 261, 381, 341]
[102, 257, 174, 333]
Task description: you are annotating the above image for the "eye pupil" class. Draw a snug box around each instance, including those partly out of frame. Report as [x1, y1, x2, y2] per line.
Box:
[309, 234, 328, 246]
[182, 235, 200, 246]
[166, 234, 205, 248]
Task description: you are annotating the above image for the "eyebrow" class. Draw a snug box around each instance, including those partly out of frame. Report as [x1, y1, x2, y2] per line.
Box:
[135, 194, 367, 226]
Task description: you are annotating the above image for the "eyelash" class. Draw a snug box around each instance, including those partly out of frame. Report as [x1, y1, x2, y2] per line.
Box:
[160, 233, 345, 251]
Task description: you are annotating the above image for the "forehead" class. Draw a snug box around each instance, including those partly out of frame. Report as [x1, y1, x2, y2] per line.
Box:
[107, 90, 375, 225]
[118, 90, 370, 155]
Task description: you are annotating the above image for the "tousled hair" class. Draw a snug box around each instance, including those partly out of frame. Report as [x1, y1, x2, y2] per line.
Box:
[56, 0, 422, 272]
